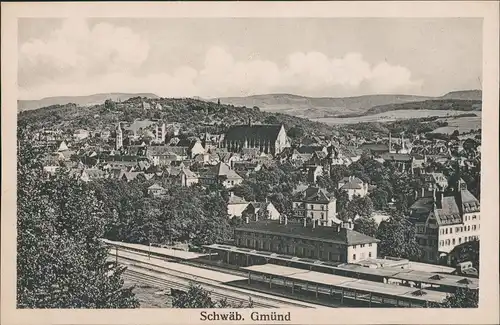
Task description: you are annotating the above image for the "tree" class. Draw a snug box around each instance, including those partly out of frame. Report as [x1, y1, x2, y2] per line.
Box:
[428, 288, 479, 308]
[353, 217, 378, 238]
[288, 126, 305, 139]
[172, 283, 254, 308]
[105, 99, 116, 111]
[369, 187, 389, 210]
[375, 213, 421, 260]
[264, 115, 280, 125]
[17, 138, 138, 308]
[348, 196, 374, 218]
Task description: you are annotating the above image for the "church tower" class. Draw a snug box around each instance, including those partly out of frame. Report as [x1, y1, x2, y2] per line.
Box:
[116, 122, 123, 150]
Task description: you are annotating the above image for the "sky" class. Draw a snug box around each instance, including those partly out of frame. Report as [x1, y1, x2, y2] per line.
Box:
[18, 18, 482, 100]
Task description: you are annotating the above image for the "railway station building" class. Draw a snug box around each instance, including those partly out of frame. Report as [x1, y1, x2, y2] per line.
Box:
[234, 218, 379, 264]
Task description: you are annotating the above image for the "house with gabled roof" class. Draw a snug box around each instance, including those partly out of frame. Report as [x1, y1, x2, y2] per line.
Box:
[292, 186, 340, 227]
[242, 200, 281, 221]
[227, 193, 250, 218]
[409, 179, 480, 264]
[338, 176, 369, 200]
[147, 183, 166, 196]
[178, 168, 199, 187]
[199, 162, 243, 188]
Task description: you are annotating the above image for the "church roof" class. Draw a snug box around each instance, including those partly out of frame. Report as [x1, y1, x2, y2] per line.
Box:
[225, 124, 283, 142]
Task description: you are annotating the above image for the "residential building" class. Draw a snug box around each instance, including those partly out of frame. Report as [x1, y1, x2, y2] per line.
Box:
[227, 193, 250, 218]
[409, 179, 480, 264]
[242, 201, 281, 221]
[199, 162, 243, 189]
[338, 176, 369, 200]
[73, 129, 90, 141]
[234, 219, 379, 263]
[292, 186, 339, 226]
[148, 183, 167, 196]
[179, 168, 199, 187]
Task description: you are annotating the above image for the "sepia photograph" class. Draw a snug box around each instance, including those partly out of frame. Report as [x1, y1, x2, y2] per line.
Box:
[2, 2, 499, 325]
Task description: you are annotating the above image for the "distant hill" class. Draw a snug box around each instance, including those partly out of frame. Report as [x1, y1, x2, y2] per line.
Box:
[440, 90, 482, 101]
[212, 93, 431, 118]
[18, 93, 159, 111]
[211, 90, 482, 119]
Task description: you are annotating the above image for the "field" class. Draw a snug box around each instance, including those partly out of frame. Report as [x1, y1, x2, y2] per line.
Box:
[431, 115, 482, 134]
[312, 110, 481, 125]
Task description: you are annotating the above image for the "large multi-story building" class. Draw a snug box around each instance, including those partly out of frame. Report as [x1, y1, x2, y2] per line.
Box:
[292, 186, 340, 226]
[234, 219, 379, 264]
[409, 179, 480, 264]
[222, 121, 290, 156]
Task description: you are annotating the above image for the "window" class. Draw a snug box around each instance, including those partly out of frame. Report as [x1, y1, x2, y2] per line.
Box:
[450, 228, 453, 234]
[445, 228, 448, 234]
[369, 243, 372, 247]
[321, 213, 325, 219]
[446, 239, 450, 245]
[353, 245, 357, 249]
[473, 225, 477, 231]
[468, 225, 471, 231]
[452, 238, 455, 245]
[360, 244, 365, 248]
[456, 227, 460, 232]
[369, 252, 372, 258]
[459, 238, 462, 244]
[353, 254, 356, 260]
[472, 215, 477, 220]
[310, 212, 313, 217]
[310, 205, 314, 209]
[321, 205, 325, 211]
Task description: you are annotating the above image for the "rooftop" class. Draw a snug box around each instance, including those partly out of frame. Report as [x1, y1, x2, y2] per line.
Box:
[225, 124, 283, 142]
[236, 220, 379, 246]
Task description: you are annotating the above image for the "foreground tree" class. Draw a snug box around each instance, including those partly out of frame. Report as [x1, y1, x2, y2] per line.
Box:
[440, 288, 479, 308]
[17, 136, 138, 308]
[172, 283, 253, 308]
[375, 213, 421, 260]
[427, 288, 479, 308]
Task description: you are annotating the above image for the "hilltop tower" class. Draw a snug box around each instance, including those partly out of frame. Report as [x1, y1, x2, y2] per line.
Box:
[115, 122, 123, 150]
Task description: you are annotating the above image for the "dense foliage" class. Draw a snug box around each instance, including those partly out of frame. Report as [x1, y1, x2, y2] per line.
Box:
[17, 136, 138, 308]
[18, 97, 337, 139]
[171, 283, 253, 308]
[376, 213, 421, 260]
[90, 180, 232, 247]
[231, 163, 307, 217]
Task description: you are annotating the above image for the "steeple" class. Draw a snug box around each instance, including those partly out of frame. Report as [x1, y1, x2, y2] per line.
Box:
[115, 122, 123, 150]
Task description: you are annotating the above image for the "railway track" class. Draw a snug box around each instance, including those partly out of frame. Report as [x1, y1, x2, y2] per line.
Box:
[115, 252, 317, 308]
[123, 268, 274, 308]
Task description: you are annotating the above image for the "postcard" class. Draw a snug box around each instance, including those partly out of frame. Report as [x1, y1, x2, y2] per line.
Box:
[1, 1, 499, 325]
